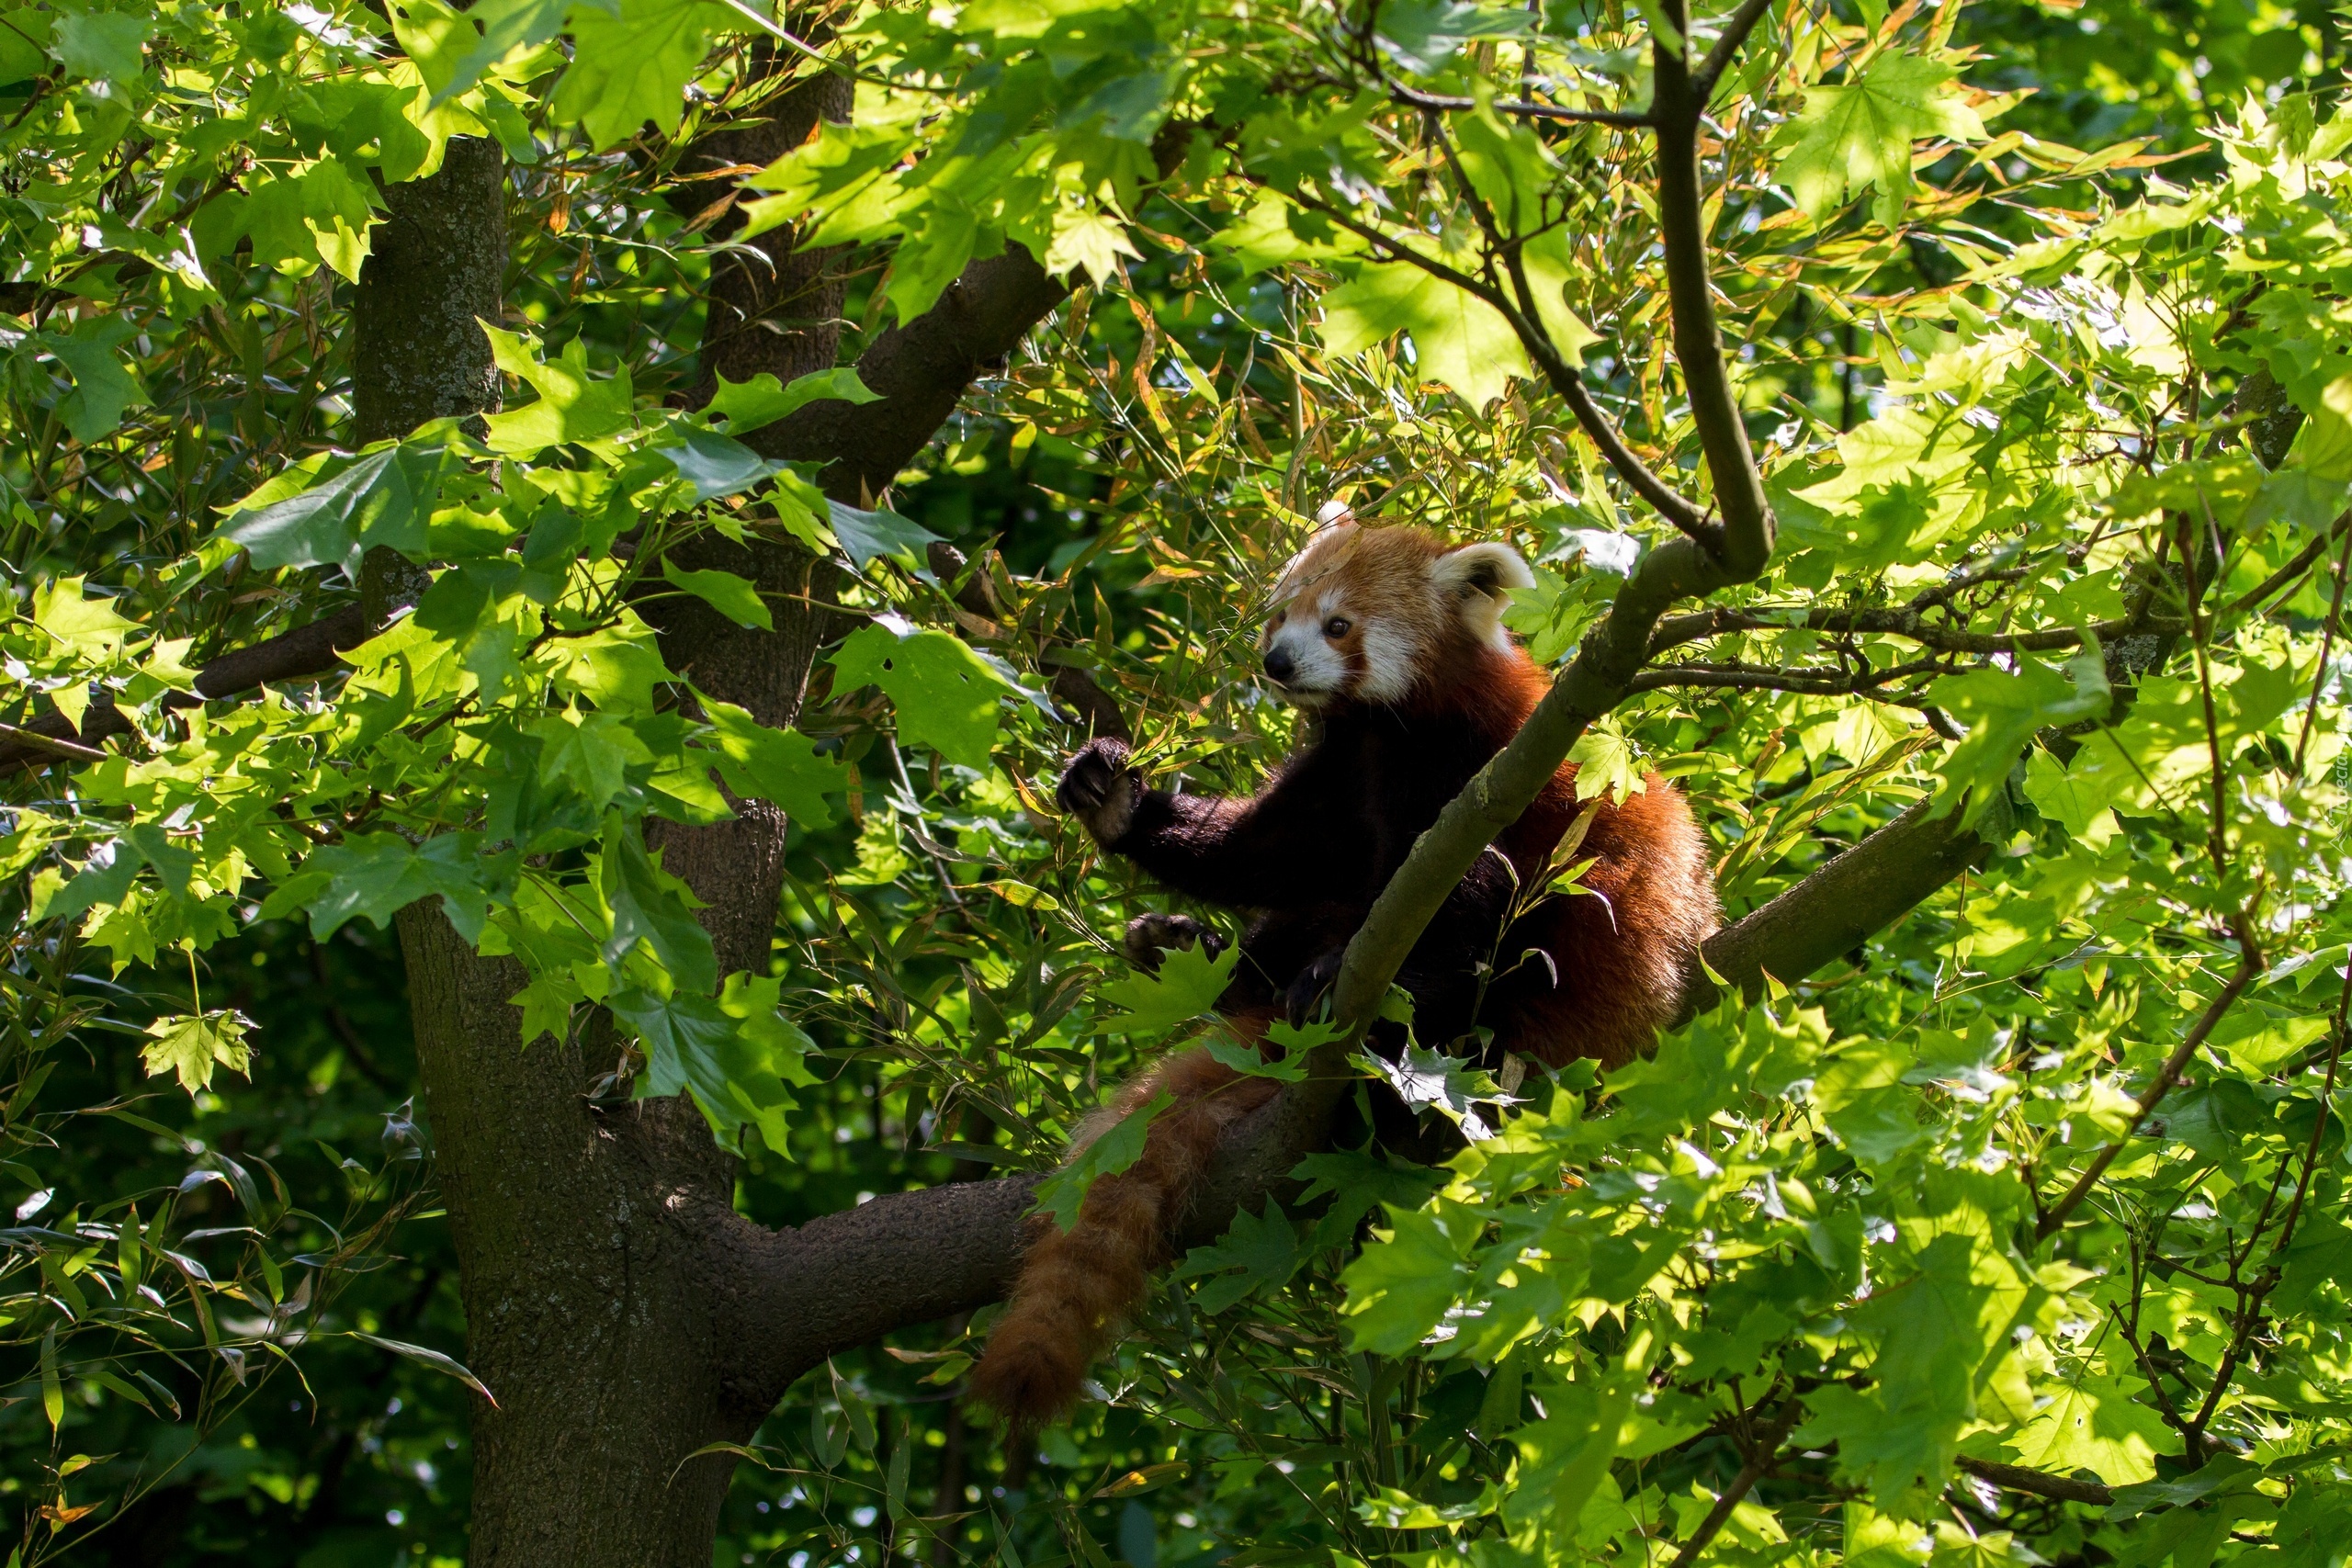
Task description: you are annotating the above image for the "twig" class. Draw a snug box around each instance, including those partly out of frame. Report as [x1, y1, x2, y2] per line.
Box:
[1556, 373, 1713, 538]
[2107, 1302, 2198, 1446]
[0, 719, 107, 762]
[2291, 522, 2352, 774]
[1646, 604, 2188, 660]
[1385, 76, 1654, 127]
[1668, 1396, 1803, 1567]
[1692, 0, 1781, 98]
[2035, 955, 2262, 1240]
[2227, 513, 2350, 617]
[2177, 961, 2352, 1454]
[0, 603, 373, 777]
[1953, 1455, 2114, 1506]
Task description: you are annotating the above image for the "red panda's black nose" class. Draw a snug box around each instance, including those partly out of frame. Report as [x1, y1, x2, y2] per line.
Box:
[1262, 647, 1295, 682]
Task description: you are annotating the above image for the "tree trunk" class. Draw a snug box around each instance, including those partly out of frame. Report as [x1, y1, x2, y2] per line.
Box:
[348, 132, 779, 1565]
[354, 77, 925, 1568]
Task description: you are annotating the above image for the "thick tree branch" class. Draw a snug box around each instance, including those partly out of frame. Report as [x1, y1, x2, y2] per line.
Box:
[716, 1177, 1039, 1404]
[1685, 795, 1986, 1012]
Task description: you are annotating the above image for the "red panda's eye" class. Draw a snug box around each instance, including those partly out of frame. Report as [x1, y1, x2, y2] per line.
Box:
[1323, 616, 1351, 638]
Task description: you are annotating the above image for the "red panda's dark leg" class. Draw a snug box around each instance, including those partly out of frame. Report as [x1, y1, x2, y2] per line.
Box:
[970, 1019, 1282, 1430]
[1059, 740, 1372, 910]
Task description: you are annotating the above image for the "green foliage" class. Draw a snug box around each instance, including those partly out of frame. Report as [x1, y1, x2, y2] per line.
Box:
[6, 0, 2352, 1563]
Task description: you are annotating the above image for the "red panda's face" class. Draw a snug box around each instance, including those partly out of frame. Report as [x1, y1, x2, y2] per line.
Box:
[1258, 525, 1534, 710]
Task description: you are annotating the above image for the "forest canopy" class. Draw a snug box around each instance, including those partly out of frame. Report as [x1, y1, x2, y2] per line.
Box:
[2, 0, 2350, 1565]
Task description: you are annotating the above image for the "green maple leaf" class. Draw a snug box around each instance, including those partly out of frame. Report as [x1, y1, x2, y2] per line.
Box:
[141, 1010, 254, 1095]
[1928, 651, 2109, 827]
[53, 9, 149, 83]
[551, 0, 727, 150]
[653, 433, 780, 505]
[694, 696, 851, 829]
[2005, 1376, 2171, 1484]
[826, 500, 944, 575]
[222, 446, 444, 575]
[703, 367, 880, 436]
[546, 615, 677, 713]
[599, 815, 717, 995]
[1777, 49, 1987, 226]
[32, 575, 139, 660]
[1322, 261, 1529, 410]
[2021, 748, 2110, 837]
[532, 707, 652, 810]
[481, 328, 637, 457]
[1337, 1201, 1480, 1353]
[1170, 1201, 1304, 1313]
[40, 316, 148, 443]
[661, 559, 771, 629]
[1042, 206, 1142, 287]
[616, 972, 817, 1155]
[1093, 940, 1242, 1036]
[830, 618, 1021, 770]
[266, 831, 494, 944]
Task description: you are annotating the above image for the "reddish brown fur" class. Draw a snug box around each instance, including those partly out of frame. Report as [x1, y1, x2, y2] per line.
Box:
[973, 525, 1717, 1427]
[967, 1030, 1281, 1426]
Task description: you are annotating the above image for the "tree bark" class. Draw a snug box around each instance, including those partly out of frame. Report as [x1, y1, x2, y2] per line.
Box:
[354, 72, 1125, 1562]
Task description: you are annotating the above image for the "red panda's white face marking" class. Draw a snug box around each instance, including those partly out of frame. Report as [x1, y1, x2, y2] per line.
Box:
[1258, 525, 1534, 709]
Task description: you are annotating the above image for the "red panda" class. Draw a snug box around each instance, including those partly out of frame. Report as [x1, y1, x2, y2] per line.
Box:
[968, 524, 1718, 1428]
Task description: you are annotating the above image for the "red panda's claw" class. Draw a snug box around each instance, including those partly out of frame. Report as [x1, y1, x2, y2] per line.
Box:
[1123, 912, 1224, 972]
[1283, 951, 1345, 1030]
[1058, 738, 1140, 844]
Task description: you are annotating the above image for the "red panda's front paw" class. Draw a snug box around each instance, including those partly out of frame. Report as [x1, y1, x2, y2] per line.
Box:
[1057, 739, 1141, 845]
[1122, 913, 1226, 974]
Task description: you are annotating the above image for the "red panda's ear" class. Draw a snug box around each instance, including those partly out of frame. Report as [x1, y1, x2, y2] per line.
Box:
[1432, 541, 1534, 642]
[1432, 541, 1534, 599]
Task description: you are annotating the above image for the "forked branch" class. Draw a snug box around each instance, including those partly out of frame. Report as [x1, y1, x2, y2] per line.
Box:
[1317, 0, 1779, 1043]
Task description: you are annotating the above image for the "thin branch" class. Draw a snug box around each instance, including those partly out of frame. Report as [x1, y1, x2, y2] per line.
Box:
[2107, 1302, 2199, 1446]
[0, 604, 372, 776]
[1693, 0, 1781, 97]
[1556, 373, 1713, 537]
[2225, 511, 2349, 618]
[1648, 604, 2188, 660]
[2178, 963, 2352, 1455]
[1416, 111, 1717, 544]
[1668, 1396, 1804, 1568]
[2291, 521, 2352, 774]
[2035, 954, 2262, 1240]
[1648, 0, 1776, 576]
[1278, 176, 1715, 540]
[1953, 1456, 2114, 1507]
[1385, 77, 1655, 127]
[1629, 655, 1948, 697]
[0, 720, 106, 762]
